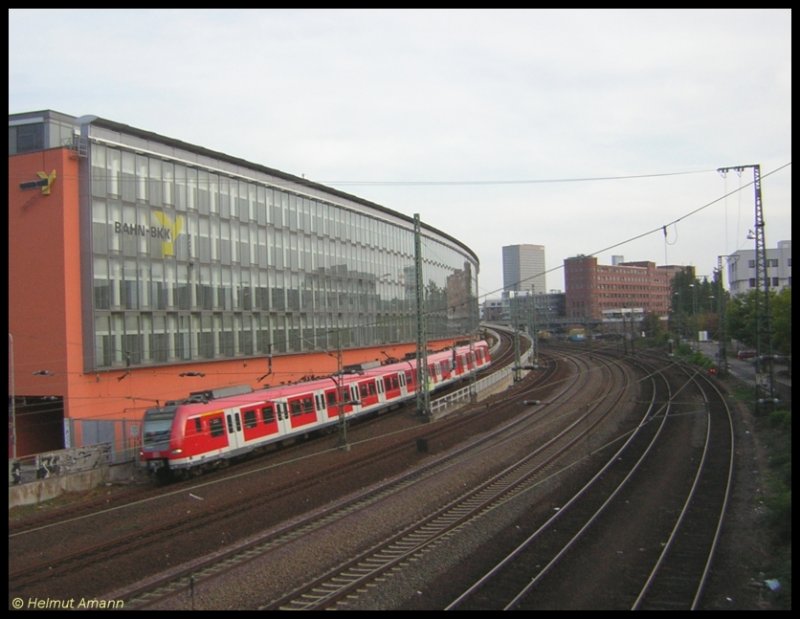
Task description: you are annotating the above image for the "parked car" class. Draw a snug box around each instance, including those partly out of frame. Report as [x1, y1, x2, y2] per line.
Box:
[737, 350, 757, 360]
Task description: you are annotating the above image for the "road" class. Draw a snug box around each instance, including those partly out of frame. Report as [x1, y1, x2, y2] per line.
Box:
[695, 340, 791, 399]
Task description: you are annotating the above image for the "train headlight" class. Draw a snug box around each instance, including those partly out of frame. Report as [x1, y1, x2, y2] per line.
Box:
[171, 448, 183, 455]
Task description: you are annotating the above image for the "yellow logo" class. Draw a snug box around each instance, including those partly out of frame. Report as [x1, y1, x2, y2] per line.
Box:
[37, 170, 57, 195]
[151, 211, 184, 257]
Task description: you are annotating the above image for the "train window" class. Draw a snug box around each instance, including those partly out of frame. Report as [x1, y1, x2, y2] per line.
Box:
[398, 373, 406, 387]
[359, 383, 368, 398]
[303, 397, 314, 412]
[326, 391, 337, 407]
[193, 418, 202, 433]
[234, 413, 242, 432]
[261, 405, 275, 424]
[209, 417, 224, 437]
[226, 415, 234, 433]
[243, 410, 258, 429]
[290, 400, 302, 416]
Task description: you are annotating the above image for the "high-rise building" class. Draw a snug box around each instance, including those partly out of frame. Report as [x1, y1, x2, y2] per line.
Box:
[502, 244, 546, 294]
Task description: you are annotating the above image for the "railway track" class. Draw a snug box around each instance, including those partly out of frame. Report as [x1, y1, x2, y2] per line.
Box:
[259, 352, 632, 610]
[443, 349, 734, 611]
[9, 329, 528, 602]
[11, 338, 734, 610]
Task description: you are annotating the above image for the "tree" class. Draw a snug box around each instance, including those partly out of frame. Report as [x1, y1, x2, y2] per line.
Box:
[640, 311, 664, 339]
[771, 287, 792, 355]
[726, 288, 790, 354]
[727, 291, 758, 348]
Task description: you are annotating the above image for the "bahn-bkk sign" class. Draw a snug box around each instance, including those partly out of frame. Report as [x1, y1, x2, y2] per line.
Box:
[112, 211, 184, 257]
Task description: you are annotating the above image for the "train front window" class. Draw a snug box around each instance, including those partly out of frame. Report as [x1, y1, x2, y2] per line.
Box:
[143, 407, 176, 449]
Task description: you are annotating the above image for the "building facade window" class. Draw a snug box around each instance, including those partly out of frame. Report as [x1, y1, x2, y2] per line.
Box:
[84, 133, 479, 370]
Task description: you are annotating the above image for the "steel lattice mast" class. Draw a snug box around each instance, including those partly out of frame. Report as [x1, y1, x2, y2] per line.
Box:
[414, 213, 431, 419]
[718, 164, 775, 412]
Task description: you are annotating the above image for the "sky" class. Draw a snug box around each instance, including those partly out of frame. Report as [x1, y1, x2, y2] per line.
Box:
[9, 8, 792, 300]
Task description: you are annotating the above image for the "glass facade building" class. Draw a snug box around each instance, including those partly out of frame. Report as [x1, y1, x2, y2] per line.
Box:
[11, 111, 480, 372]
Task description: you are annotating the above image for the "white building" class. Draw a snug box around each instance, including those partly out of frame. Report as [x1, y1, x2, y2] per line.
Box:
[727, 240, 791, 296]
[502, 244, 546, 294]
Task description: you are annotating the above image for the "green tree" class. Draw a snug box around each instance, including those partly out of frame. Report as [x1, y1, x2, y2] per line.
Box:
[726, 288, 790, 354]
[640, 311, 664, 339]
[727, 291, 758, 347]
[771, 287, 792, 355]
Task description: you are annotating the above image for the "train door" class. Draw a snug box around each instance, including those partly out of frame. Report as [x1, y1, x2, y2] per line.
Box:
[376, 377, 386, 404]
[314, 392, 327, 421]
[274, 400, 291, 435]
[397, 371, 408, 398]
[225, 409, 245, 452]
[350, 384, 361, 416]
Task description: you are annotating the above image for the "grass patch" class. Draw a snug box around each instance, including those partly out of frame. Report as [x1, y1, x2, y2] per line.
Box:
[728, 384, 792, 607]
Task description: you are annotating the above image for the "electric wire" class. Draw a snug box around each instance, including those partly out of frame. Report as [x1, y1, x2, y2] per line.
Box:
[10, 163, 791, 423]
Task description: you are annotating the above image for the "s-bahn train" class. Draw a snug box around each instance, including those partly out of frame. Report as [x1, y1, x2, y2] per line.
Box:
[139, 341, 491, 478]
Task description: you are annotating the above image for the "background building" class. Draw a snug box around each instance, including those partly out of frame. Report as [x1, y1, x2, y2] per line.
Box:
[564, 255, 675, 329]
[502, 244, 546, 294]
[9, 110, 481, 458]
[727, 240, 792, 296]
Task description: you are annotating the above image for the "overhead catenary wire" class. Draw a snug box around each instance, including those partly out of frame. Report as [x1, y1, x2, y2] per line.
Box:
[12, 168, 714, 186]
[498, 162, 791, 299]
[322, 169, 715, 186]
[11, 163, 790, 406]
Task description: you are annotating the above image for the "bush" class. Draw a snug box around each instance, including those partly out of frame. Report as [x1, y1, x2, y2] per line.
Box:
[760, 408, 792, 549]
[768, 408, 792, 432]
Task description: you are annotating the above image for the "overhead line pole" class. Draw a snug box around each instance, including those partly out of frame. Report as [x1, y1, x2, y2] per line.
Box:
[717, 164, 775, 412]
[414, 214, 431, 420]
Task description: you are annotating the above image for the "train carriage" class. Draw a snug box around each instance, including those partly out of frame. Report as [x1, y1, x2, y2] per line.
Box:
[140, 340, 490, 477]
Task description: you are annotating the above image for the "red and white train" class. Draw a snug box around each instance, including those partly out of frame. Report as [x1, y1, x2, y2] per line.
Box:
[139, 340, 491, 477]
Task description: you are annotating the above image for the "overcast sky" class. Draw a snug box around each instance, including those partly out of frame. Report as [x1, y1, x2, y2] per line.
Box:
[9, 8, 791, 299]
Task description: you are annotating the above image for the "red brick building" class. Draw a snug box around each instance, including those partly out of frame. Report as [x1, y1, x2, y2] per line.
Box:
[564, 255, 678, 325]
